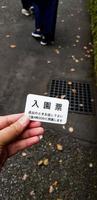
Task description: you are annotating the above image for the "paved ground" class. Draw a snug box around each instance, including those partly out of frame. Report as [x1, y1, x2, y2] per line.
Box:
[0, 0, 97, 199]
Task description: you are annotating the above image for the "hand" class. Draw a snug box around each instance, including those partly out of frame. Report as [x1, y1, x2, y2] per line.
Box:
[0, 113, 44, 170]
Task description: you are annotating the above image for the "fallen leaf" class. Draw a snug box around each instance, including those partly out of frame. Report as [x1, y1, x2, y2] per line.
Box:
[53, 181, 58, 187]
[56, 144, 63, 151]
[68, 81, 72, 85]
[72, 89, 77, 94]
[43, 158, 49, 166]
[10, 44, 16, 48]
[76, 39, 79, 43]
[89, 163, 93, 168]
[44, 92, 48, 95]
[83, 46, 87, 50]
[38, 160, 43, 166]
[70, 68, 75, 72]
[57, 199, 63, 200]
[79, 104, 84, 107]
[61, 95, 66, 99]
[47, 60, 51, 64]
[80, 58, 84, 61]
[29, 190, 35, 196]
[55, 49, 60, 54]
[49, 185, 54, 193]
[59, 159, 63, 164]
[22, 152, 27, 157]
[76, 35, 80, 39]
[69, 127, 74, 133]
[62, 125, 66, 129]
[22, 173, 28, 181]
[6, 34, 10, 38]
[75, 59, 79, 63]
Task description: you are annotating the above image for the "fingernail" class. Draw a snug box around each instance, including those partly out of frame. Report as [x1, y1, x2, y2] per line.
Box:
[19, 115, 30, 126]
[39, 135, 43, 140]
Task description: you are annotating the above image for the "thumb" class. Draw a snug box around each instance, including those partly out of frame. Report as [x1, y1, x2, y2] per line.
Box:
[0, 115, 30, 146]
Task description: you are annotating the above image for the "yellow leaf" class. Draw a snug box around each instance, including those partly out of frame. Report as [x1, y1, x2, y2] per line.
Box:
[38, 160, 43, 166]
[43, 158, 49, 166]
[56, 144, 63, 151]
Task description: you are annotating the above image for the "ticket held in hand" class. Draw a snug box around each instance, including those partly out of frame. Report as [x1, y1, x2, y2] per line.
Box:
[25, 94, 69, 124]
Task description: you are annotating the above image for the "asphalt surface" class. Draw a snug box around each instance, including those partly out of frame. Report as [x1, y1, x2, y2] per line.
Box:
[0, 0, 97, 199]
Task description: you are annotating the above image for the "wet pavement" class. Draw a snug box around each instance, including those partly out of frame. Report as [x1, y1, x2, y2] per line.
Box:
[0, 0, 97, 199]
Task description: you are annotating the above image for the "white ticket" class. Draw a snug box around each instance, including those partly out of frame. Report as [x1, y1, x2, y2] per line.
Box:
[25, 94, 69, 124]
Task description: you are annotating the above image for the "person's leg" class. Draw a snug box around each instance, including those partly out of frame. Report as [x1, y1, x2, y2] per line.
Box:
[21, 0, 34, 16]
[41, 0, 59, 44]
[31, 2, 42, 38]
[21, 0, 30, 10]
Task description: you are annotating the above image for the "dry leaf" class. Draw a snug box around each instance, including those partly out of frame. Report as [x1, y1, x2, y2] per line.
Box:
[22, 173, 28, 181]
[53, 181, 58, 187]
[22, 152, 27, 157]
[79, 104, 83, 107]
[38, 160, 43, 166]
[30, 190, 35, 196]
[76, 35, 80, 39]
[55, 49, 60, 54]
[43, 158, 49, 166]
[44, 92, 48, 95]
[80, 58, 84, 61]
[76, 40, 79, 43]
[75, 59, 79, 63]
[48, 142, 52, 146]
[47, 60, 51, 64]
[89, 163, 93, 168]
[69, 127, 74, 133]
[49, 185, 54, 193]
[6, 34, 10, 38]
[83, 46, 87, 50]
[56, 144, 63, 151]
[57, 199, 63, 200]
[68, 81, 72, 85]
[70, 68, 75, 72]
[91, 99, 94, 102]
[10, 44, 16, 48]
[61, 95, 66, 99]
[59, 159, 63, 164]
[62, 125, 66, 129]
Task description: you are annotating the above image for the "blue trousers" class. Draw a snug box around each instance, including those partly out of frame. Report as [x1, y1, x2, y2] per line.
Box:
[21, 0, 33, 10]
[33, 0, 59, 41]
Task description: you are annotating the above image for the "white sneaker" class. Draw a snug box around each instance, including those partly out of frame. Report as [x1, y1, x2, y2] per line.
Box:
[31, 31, 41, 38]
[29, 6, 34, 14]
[21, 9, 30, 16]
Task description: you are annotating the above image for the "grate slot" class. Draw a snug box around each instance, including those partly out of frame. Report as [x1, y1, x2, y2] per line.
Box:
[48, 80, 95, 114]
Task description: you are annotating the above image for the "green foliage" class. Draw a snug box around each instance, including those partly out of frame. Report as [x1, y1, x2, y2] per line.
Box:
[89, 0, 97, 77]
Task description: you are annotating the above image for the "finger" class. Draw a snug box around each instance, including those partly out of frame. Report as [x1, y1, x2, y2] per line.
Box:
[28, 121, 41, 128]
[0, 113, 23, 130]
[19, 127, 44, 139]
[7, 135, 42, 157]
[0, 115, 30, 146]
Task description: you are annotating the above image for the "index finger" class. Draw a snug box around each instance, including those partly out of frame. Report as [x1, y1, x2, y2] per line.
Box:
[0, 113, 23, 130]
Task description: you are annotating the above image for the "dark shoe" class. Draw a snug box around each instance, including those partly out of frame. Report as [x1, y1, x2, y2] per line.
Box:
[29, 6, 34, 14]
[40, 36, 47, 46]
[31, 31, 41, 38]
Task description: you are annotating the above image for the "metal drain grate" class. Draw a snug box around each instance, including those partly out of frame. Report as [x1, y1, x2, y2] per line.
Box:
[48, 80, 95, 114]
